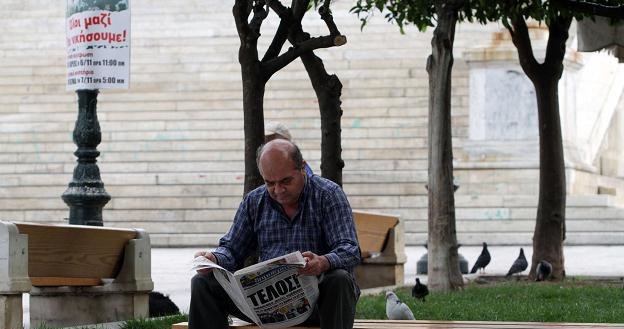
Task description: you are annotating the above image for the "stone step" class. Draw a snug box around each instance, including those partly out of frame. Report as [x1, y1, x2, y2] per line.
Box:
[0, 147, 429, 164]
[0, 137, 427, 153]
[2, 193, 622, 222]
[3, 0, 621, 249]
[0, 171, 430, 188]
[0, 74, 436, 96]
[406, 218, 624, 233]
[0, 66, 431, 86]
[0, 95, 442, 114]
[0, 158, 431, 175]
[0, 105, 427, 123]
[0, 126, 427, 143]
[407, 232, 624, 246]
[3, 213, 621, 247]
[1, 178, 616, 206]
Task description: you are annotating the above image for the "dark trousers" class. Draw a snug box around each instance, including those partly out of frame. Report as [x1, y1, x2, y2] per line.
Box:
[188, 269, 359, 329]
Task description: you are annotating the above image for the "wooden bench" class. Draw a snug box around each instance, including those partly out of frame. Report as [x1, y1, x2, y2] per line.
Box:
[0, 221, 153, 329]
[173, 319, 624, 329]
[353, 210, 406, 289]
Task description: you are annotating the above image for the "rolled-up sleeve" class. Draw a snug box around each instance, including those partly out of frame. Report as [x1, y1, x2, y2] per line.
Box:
[321, 185, 361, 270]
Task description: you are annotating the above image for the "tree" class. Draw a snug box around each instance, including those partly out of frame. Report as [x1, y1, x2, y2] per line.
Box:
[478, 0, 621, 281]
[269, 0, 346, 185]
[352, 0, 622, 282]
[352, 0, 471, 292]
[233, 0, 346, 193]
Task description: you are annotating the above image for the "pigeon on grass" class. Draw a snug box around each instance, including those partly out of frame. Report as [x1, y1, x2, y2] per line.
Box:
[505, 248, 528, 278]
[535, 260, 553, 281]
[411, 278, 429, 302]
[385, 291, 415, 320]
[470, 242, 491, 274]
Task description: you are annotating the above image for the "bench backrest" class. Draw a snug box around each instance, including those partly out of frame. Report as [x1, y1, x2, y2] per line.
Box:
[352, 211, 399, 258]
[14, 222, 137, 286]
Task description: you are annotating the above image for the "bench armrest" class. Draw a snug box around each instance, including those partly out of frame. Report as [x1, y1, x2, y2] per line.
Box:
[0, 221, 31, 294]
[111, 229, 154, 292]
[362, 220, 406, 265]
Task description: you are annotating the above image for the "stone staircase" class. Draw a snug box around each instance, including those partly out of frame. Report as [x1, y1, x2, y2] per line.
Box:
[1, 0, 624, 246]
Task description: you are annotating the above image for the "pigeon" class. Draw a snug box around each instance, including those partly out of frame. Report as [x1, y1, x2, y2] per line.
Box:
[470, 242, 491, 274]
[411, 278, 429, 302]
[535, 260, 553, 281]
[505, 248, 528, 277]
[385, 291, 415, 320]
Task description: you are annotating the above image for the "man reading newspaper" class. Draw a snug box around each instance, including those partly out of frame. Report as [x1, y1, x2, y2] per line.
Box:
[190, 139, 361, 329]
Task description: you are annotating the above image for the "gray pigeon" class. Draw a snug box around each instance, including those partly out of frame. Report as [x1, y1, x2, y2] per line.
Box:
[470, 242, 491, 274]
[505, 248, 528, 277]
[535, 260, 553, 281]
[385, 291, 415, 320]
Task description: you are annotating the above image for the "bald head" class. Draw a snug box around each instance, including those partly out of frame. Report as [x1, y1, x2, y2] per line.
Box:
[256, 139, 304, 175]
[256, 139, 306, 209]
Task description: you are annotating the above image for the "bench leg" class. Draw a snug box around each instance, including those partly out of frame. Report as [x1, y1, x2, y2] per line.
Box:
[0, 294, 23, 329]
[355, 264, 404, 289]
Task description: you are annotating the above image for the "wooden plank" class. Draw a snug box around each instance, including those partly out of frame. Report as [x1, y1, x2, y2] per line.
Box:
[172, 320, 624, 329]
[172, 323, 189, 329]
[15, 222, 137, 279]
[353, 210, 399, 256]
[352, 320, 624, 328]
[29, 276, 102, 286]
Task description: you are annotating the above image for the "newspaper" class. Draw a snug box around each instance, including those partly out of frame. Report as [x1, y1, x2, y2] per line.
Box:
[192, 251, 319, 329]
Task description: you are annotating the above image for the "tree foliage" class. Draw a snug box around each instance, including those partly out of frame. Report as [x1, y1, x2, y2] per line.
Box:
[351, 0, 623, 33]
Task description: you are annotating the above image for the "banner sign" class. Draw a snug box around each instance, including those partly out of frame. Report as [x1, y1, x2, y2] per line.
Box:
[66, 0, 130, 90]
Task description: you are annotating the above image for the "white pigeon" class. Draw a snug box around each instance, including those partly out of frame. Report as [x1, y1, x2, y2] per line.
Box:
[385, 291, 415, 320]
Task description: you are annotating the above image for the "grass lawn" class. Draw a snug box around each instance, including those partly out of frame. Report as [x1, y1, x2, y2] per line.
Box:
[121, 314, 188, 329]
[356, 277, 624, 323]
[34, 278, 624, 329]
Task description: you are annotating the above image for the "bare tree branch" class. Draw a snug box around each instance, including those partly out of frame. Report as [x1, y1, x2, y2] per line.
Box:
[292, 0, 307, 20]
[508, 15, 540, 80]
[249, 0, 269, 36]
[233, 0, 253, 41]
[262, 1, 292, 62]
[319, 1, 340, 36]
[544, 15, 572, 69]
[263, 34, 346, 77]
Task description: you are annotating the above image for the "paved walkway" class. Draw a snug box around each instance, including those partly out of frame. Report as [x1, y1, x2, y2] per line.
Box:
[152, 245, 624, 314]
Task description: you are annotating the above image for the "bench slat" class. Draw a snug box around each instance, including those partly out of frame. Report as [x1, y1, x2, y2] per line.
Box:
[173, 320, 624, 329]
[29, 276, 103, 286]
[15, 222, 137, 280]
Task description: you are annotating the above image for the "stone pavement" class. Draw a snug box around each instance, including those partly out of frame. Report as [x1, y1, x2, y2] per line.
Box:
[152, 245, 624, 314]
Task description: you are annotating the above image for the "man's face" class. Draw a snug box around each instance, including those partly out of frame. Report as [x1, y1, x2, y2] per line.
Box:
[260, 154, 305, 208]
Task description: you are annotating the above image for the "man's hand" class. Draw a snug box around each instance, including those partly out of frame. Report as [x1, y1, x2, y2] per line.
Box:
[194, 251, 217, 275]
[298, 251, 330, 276]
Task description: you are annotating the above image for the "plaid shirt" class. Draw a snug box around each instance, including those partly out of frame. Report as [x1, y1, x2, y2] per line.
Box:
[213, 174, 361, 273]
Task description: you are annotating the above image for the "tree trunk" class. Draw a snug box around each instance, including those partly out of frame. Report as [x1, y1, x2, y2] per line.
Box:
[508, 16, 571, 281]
[531, 76, 566, 280]
[233, 0, 269, 195]
[426, 0, 464, 292]
[300, 52, 344, 185]
[242, 73, 267, 195]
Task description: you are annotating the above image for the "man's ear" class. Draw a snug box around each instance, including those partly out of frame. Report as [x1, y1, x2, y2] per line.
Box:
[301, 160, 307, 174]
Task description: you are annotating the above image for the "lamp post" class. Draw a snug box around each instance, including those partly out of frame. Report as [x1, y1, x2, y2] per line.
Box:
[62, 89, 110, 226]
